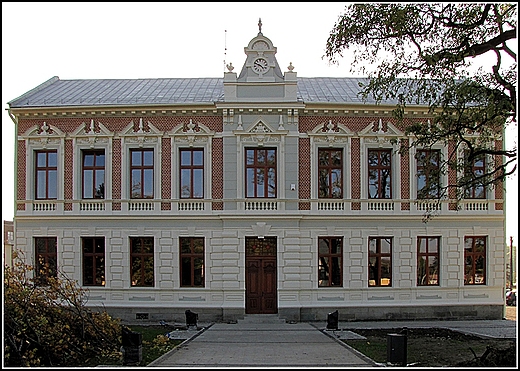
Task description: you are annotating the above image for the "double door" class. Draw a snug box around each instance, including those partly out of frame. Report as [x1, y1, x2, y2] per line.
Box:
[245, 237, 277, 314]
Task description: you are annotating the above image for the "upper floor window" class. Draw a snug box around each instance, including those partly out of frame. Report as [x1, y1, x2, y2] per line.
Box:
[417, 237, 439, 286]
[82, 237, 105, 286]
[369, 237, 392, 287]
[35, 150, 57, 199]
[368, 149, 391, 199]
[318, 237, 343, 287]
[464, 236, 486, 285]
[416, 149, 440, 199]
[130, 237, 154, 287]
[35, 237, 57, 284]
[130, 149, 154, 199]
[318, 148, 343, 198]
[180, 149, 204, 198]
[82, 150, 105, 199]
[245, 148, 276, 198]
[464, 151, 486, 199]
[180, 237, 205, 287]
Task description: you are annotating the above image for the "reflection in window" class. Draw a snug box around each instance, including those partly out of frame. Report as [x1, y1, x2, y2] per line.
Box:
[130, 149, 154, 199]
[82, 150, 105, 199]
[180, 237, 204, 287]
[35, 150, 58, 199]
[130, 237, 154, 287]
[318, 149, 343, 198]
[368, 237, 392, 287]
[82, 237, 105, 286]
[368, 149, 391, 199]
[464, 236, 486, 285]
[318, 237, 342, 287]
[417, 237, 439, 286]
[245, 148, 276, 198]
[464, 151, 486, 199]
[416, 149, 440, 199]
[180, 149, 204, 198]
[35, 237, 57, 284]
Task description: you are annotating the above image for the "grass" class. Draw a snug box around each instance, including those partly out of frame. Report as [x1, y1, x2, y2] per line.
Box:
[343, 327, 516, 367]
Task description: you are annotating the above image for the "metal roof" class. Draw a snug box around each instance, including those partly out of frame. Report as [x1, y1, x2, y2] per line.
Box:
[8, 76, 399, 109]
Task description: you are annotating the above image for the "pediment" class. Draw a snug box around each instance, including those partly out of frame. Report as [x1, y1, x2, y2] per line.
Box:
[121, 118, 161, 136]
[359, 119, 404, 136]
[170, 119, 213, 135]
[22, 121, 65, 138]
[71, 119, 112, 137]
[309, 120, 353, 136]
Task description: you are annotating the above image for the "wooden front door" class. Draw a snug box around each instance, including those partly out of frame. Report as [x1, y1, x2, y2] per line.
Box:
[245, 237, 277, 314]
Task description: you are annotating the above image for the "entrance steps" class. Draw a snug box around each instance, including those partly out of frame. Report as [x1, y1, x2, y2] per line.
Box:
[238, 314, 287, 324]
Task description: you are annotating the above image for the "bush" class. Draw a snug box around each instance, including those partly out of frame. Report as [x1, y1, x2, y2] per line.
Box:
[4, 252, 123, 367]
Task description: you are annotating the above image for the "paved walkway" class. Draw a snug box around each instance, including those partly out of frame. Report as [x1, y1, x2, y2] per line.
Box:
[147, 316, 517, 368]
[148, 320, 377, 367]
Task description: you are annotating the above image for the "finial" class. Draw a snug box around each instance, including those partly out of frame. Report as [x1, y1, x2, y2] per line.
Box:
[258, 18, 262, 34]
[288, 62, 294, 71]
[226, 62, 234, 72]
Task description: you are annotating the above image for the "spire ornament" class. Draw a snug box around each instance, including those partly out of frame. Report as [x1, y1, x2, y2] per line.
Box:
[258, 18, 262, 34]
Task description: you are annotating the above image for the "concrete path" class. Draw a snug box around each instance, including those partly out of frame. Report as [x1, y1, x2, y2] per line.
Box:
[148, 320, 377, 367]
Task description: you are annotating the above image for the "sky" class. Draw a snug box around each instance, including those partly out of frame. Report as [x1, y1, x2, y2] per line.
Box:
[2, 2, 518, 247]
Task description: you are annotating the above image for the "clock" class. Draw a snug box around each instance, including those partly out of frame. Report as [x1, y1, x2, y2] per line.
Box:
[252, 57, 269, 74]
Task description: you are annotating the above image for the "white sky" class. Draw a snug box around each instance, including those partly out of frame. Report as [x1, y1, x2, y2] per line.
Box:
[2, 2, 517, 246]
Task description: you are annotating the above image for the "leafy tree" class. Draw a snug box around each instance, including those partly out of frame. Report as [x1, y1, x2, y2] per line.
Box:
[325, 3, 517, 218]
[4, 252, 122, 367]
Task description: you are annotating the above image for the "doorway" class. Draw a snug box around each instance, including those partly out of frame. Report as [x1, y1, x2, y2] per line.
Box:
[245, 237, 277, 314]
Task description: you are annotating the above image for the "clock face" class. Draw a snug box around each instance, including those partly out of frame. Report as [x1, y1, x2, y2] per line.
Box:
[252, 58, 269, 74]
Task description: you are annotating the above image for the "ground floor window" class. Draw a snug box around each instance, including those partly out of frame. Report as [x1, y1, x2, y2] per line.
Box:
[318, 237, 343, 287]
[34, 237, 57, 284]
[82, 237, 105, 286]
[130, 237, 154, 287]
[180, 237, 204, 287]
[417, 236, 440, 286]
[464, 236, 486, 285]
[369, 237, 392, 287]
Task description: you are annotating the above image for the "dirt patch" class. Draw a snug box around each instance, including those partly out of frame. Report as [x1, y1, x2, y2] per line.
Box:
[345, 327, 516, 367]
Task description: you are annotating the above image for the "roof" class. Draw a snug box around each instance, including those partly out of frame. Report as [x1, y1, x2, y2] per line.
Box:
[7, 76, 399, 109]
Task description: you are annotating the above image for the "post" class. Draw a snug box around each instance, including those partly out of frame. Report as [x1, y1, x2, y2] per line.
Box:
[510, 236, 514, 290]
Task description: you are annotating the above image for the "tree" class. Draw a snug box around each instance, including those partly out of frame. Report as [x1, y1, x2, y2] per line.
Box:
[4, 252, 122, 367]
[325, 3, 517, 219]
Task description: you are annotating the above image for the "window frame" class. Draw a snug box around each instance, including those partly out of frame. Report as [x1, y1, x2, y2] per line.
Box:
[368, 237, 392, 287]
[464, 236, 486, 285]
[82, 149, 105, 199]
[416, 149, 441, 199]
[82, 237, 105, 286]
[463, 151, 486, 199]
[130, 148, 154, 199]
[368, 148, 392, 199]
[180, 237, 205, 287]
[35, 150, 58, 200]
[34, 237, 58, 283]
[417, 236, 440, 286]
[130, 237, 154, 287]
[317, 148, 343, 199]
[245, 147, 277, 198]
[179, 148, 204, 199]
[318, 236, 343, 287]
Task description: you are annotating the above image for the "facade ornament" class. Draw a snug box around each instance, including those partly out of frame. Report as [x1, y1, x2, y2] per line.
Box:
[237, 115, 243, 130]
[377, 118, 385, 134]
[226, 62, 234, 72]
[287, 62, 294, 71]
[39, 121, 51, 135]
[258, 18, 262, 34]
[278, 115, 285, 130]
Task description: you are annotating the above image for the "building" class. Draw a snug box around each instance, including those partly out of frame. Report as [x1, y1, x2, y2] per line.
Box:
[3, 220, 15, 268]
[6, 23, 506, 323]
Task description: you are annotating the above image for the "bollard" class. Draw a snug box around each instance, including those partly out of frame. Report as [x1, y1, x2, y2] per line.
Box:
[121, 326, 142, 366]
[326, 310, 339, 330]
[185, 309, 198, 328]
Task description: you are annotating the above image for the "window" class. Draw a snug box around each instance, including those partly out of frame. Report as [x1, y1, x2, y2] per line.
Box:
[417, 237, 439, 286]
[82, 150, 105, 199]
[35, 150, 57, 199]
[82, 237, 105, 286]
[130, 149, 154, 199]
[318, 148, 343, 198]
[464, 236, 486, 285]
[130, 237, 154, 287]
[180, 237, 204, 287]
[368, 149, 391, 199]
[245, 148, 276, 198]
[35, 237, 57, 283]
[416, 149, 440, 199]
[318, 237, 342, 287]
[464, 151, 486, 199]
[368, 237, 392, 287]
[180, 149, 204, 198]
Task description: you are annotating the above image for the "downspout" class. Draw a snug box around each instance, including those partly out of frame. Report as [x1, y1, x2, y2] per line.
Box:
[7, 107, 18, 253]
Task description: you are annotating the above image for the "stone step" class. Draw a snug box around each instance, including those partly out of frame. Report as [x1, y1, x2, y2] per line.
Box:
[238, 314, 287, 324]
